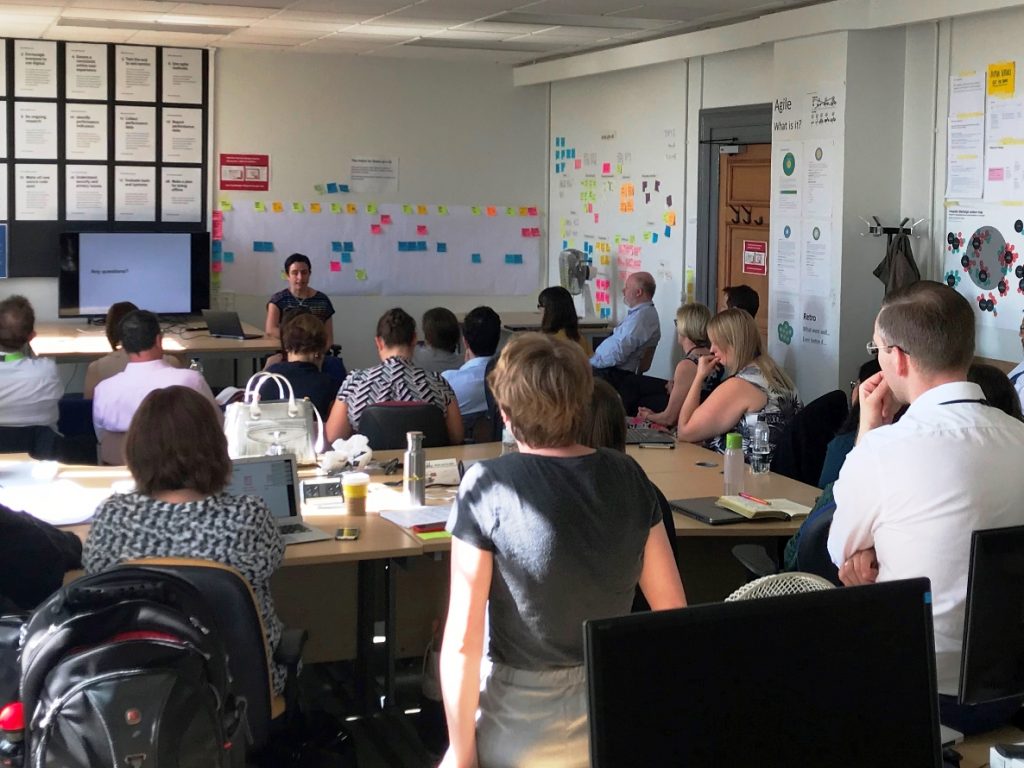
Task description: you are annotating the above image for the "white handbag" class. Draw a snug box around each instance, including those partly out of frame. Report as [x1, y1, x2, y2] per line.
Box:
[224, 372, 324, 464]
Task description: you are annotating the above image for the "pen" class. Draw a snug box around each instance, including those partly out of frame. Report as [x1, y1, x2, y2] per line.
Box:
[739, 491, 770, 505]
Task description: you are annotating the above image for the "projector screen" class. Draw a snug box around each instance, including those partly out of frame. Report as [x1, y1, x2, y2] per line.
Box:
[58, 232, 210, 318]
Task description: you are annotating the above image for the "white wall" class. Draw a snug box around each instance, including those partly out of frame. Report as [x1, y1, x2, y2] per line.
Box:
[214, 49, 549, 371]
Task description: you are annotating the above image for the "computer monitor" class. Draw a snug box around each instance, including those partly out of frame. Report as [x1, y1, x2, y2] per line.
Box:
[57, 231, 210, 319]
[585, 579, 941, 768]
[959, 525, 1024, 706]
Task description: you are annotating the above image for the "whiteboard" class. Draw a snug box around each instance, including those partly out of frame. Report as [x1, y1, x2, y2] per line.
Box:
[218, 203, 542, 297]
[549, 62, 687, 379]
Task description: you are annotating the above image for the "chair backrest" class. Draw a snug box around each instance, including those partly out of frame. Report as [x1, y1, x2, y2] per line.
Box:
[795, 505, 842, 586]
[465, 412, 495, 443]
[725, 572, 835, 601]
[770, 389, 849, 486]
[122, 557, 275, 752]
[483, 355, 501, 432]
[0, 426, 60, 460]
[358, 401, 450, 450]
[637, 345, 656, 374]
[98, 431, 127, 466]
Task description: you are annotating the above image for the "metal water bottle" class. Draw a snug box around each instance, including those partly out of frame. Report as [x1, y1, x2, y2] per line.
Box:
[404, 431, 426, 506]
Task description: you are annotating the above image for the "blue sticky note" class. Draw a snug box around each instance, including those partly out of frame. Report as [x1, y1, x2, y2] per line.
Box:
[224, 252, 235, 263]
[505, 254, 523, 265]
[343, 241, 354, 252]
[339, 184, 350, 193]
[418, 241, 428, 251]
[212, 250, 222, 263]
[651, 233, 659, 244]
[212, 240, 222, 255]
[664, 226, 671, 238]
[471, 253, 482, 264]
[562, 240, 568, 250]
[253, 241, 273, 252]
[341, 253, 352, 263]
[570, 149, 575, 158]
[398, 241, 408, 252]
[331, 241, 343, 252]
[326, 182, 339, 194]
[437, 242, 447, 253]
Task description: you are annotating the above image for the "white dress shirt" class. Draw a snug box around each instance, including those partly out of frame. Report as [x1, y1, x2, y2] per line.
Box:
[0, 356, 61, 427]
[93, 359, 218, 434]
[828, 381, 1024, 694]
[589, 301, 661, 372]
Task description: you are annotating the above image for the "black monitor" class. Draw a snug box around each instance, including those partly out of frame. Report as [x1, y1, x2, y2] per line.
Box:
[57, 231, 210, 319]
[959, 525, 1024, 706]
[585, 579, 941, 768]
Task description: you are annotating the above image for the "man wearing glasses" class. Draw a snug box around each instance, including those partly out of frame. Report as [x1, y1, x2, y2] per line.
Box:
[827, 281, 1024, 732]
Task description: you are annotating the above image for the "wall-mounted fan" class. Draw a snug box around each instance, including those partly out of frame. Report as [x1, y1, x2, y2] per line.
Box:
[558, 248, 595, 318]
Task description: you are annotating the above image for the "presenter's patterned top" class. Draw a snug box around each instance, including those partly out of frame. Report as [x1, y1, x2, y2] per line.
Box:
[83, 491, 287, 693]
[268, 289, 336, 324]
[337, 355, 456, 430]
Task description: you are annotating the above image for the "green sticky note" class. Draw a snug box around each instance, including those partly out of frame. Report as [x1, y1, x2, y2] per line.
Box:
[219, 199, 233, 211]
[355, 268, 368, 281]
[643, 231, 651, 241]
[471, 206, 482, 215]
[418, 531, 452, 541]
[330, 202, 342, 213]
[505, 207, 516, 216]
[254, 201, 266, 212]
[402, 204, 414, 214]
[314, 184, 325, 194]
[438, 205, 448, 215]
[292, 202, 304, 212]
[614, 235, 621, 244]
[367, 203, 378, 214]
[629, 235, 636, 244]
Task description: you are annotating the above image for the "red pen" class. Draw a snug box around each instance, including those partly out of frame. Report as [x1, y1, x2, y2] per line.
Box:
[739, 491, 770, 505]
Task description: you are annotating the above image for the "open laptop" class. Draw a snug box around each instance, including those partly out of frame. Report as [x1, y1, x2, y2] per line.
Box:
[226, 455, 331, 545]
[202, 309, 263, 340]
[624, 426, 676, 447]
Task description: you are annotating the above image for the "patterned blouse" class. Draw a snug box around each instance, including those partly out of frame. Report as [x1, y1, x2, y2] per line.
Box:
[337, 355, 456, 430]
[268, 289, 336, 324]
[707, 362, 802, 457]
[83, 491, 287, 694]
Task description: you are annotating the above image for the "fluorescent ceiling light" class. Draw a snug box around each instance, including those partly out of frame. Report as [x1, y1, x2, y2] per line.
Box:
[57, 17, 239, 34]
[494, 12, 666, 30]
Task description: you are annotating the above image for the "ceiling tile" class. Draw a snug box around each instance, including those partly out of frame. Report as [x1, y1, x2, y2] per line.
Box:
[169, 3, 278, 18]
[66, 0, 177, 10]
[285, 0, 412, 14]
[127, 29, 226, 43]
[47, 25, 137, 40]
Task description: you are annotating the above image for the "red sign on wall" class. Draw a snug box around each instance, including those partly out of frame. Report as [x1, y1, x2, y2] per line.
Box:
[741, 239, 767, 275]
[219, 153, 270, 191]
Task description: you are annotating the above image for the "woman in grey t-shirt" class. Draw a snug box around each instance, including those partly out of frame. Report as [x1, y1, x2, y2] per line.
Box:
[441, 334, 686, 768]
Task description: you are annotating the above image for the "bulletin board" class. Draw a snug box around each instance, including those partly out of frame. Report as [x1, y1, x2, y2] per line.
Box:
[0, 38, 209, 277]
[216, 202, 542, 296]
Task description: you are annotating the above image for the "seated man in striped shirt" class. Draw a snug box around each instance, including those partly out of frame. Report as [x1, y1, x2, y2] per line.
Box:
[325, 307, 463, 445]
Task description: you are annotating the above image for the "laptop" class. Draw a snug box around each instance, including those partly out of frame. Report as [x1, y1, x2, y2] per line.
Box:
[624, 426, 676, 447]
[202, 309, 263, 340]
[226, 455, 331, 545]
[669, 496, 747, 525]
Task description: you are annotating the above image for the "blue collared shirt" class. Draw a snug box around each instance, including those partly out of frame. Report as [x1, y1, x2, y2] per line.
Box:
[442, 355, 491, 415]
[589, 301, 661, 372]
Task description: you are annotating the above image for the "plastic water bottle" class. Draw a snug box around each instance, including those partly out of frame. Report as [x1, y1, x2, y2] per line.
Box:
[501, 426, 518, 455]
[723, 432, 745, 496]
[404, 431, 426, 506]
[188, 357, 204, 374]
[750, 416, 772, 475]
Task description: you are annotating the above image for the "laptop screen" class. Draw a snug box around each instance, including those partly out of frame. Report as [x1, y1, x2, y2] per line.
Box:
[226, 455, 299, 520]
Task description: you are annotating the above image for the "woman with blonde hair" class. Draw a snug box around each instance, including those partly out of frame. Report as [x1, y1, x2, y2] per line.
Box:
[440, 333, 685, 768]
[637, 302, 715, 426]
[676, 308, 801, 455]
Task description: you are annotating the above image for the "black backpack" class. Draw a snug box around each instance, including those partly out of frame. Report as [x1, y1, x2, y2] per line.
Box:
[18, 568, 244, 768]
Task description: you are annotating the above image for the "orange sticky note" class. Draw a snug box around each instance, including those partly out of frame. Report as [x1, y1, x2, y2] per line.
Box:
[486, 206, 497, 217]
[417, 205, 428, 215]
[519, 207, 529, 216]
[272, 202, 284, 213]
[346, 203, 357, 214]
[309, 203, 322, 213]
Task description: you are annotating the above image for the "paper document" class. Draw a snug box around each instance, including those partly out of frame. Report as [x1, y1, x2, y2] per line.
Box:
[380, 505, 450, 529]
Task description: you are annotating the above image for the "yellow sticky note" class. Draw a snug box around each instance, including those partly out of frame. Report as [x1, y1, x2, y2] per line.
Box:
[254, 201, 266, 212]
[989, 61, 1015, 97]
[220, 199, 233, 211]
[417, 205, 428, 215]
[355, 269, 368, 281]
[518, 207, 529, 217]
[272, 202, 284, 213]
[600, 255, 610, 266]
[310, 203, 322, 214]
[330, 203, 342, 213]
[367, 203, 378, 214]
[403, 204, 414, 214]
[438, 205, 448, 215]
[663, 210, 677, 226]
[346, 203, 357, 214]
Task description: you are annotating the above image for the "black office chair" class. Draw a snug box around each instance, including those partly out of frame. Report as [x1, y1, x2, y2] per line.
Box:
[793, 507, 841, 586]
[357, 401, 450, 451]
[122, 558, 307, 763]
[770, 389, 849, 487]
[0, 426, 60, 460]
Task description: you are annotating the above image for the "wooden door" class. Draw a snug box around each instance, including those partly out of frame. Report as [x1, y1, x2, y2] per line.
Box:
[717, 144, 771, 345]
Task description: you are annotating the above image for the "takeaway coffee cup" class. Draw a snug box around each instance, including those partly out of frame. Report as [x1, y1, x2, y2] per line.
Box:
[342, 472, 370, 516]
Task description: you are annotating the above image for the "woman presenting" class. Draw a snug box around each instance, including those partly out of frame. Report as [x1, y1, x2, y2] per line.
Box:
[265, 252, 336, 349]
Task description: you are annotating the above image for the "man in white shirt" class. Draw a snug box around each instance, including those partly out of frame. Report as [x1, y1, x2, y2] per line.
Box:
[0, 295, 61, 429]
[443, 306, 501, 421]
[827, 281, 1024, 730]
[93, 310, 219, 463]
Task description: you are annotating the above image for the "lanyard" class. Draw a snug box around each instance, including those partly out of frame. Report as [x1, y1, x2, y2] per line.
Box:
[0, 352, 24, 363]
[939, 398, 989, 406]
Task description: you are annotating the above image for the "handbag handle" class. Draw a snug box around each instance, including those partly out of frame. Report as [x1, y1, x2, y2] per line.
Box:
[243, 372, 298, 419]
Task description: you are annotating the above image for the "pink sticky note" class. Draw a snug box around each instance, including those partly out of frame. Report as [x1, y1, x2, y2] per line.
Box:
[521, 227, 531, 237]
[330, 261, 341, 272]
[417, 224, 428, 235]
[381, 214, 393, 224]
[528, 206, 538, 216]
[575, 159, 582, 169]
[602, 162, 611, 174]
[531, 227, 541, 237]
[211, 262, 223, 273]
[371, 224, 383, 234]
[594, 214, 599, 223]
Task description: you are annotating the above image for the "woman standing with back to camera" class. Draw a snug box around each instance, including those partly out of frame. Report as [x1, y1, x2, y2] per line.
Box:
[440, 333, 685, 768]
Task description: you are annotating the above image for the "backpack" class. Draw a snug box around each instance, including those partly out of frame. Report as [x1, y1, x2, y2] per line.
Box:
[18, 568, 244, 768]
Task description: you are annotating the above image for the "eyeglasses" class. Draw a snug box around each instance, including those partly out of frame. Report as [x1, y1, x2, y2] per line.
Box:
[865, 340, 906, 357]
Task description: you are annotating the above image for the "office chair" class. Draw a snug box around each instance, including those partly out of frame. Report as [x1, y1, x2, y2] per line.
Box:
[770, 389, 849, 487]
[122, 558, 307, 763]
[725, 572, 835, 601]
[0, 426, 60, 460]
[731, 504, 841, 587]
[98, 430, 127, 466]
[358, 401, 450, 450]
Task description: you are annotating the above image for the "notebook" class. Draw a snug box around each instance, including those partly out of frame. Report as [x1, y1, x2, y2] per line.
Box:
[202, 309, 263, 340]
[625, 427, 676, 447]
[226, 455, 331, 544]
[715, 495, 812, 520]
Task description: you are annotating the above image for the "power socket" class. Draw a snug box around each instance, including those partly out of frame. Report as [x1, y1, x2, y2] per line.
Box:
[302, 477, 343, 504]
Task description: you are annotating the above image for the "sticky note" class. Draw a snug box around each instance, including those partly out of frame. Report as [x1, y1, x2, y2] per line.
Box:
[575, 159, 582, 169]
[254, 201, 266, 212]
[666, 195, 673, 207]
[521, 227, 531, 237]
[652, 233, 659, 244]
[506, 207, 516, 216]
[339, 184, 350, 193]
[643, 232, 651, 242]
[381, 214, 392, 224]
[310, 203, 321, 214]
[519, 207, 529, 216]
[594, 214, 599, 223]
[220, 199, 233, 212]
[471, 253, 482, 264]
[417, 225, 428, 235]
[663, 211, 676, 226]
[272, 202, 284, 213]
[253, 241, 272, 252]
[486, 206, 497, 217]
[331, 203, 342, 213]
[403, 204, 414, 214]
[438, 205, 448, 215]
[347, 203, 357, 214]
[437, 242, 447, 253]
[367, 203, 378, 214]
[211, 262, 223, 273]
[355, 269, 367, 281]
[329, 261, 341, 272]
[212, 240, 222, 255]
[664, 226, 672, 238]
[505, 254, 523, 265]
[314, 184, 325, 194]
[224, 252, 235, 263]
[417, 205, 428, 215]
[344, 241, 354, 251]
[398, 242, 409, 252]
[417, 241, 428, 251]
[602, 162, 611, 174]
[341, 253, 352, 263]
[326, 182, 339, 194]
[332, 241, 343, 252]
[371, 224, 383, 234]
[212, 250, 222, 263]
[471, 206, 482, 215]
[528, 206, 538, 216]
[291, 202, 304, 213]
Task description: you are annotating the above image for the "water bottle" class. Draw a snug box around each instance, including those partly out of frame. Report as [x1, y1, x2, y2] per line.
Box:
[0, 701, 24, 768]
[751, 416, 772, 475]
[723, 432, 745, 496]
[404, 431, 425, 506]
[188, 357, 204, 374]
[501, 426, 518, 455]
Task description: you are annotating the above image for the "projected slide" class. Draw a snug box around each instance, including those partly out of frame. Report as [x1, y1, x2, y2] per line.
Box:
[78, 232, 191, 314]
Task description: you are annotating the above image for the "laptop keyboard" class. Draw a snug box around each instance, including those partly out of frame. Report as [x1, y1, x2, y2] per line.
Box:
[626, 427, 675, 443]
[279, 523, 309, 535]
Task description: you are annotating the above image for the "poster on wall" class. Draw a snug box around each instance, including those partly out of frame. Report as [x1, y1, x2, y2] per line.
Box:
[115, 106, 155, 162]
[803, 140, 835, 218]
[115, 46, 156, 102]
[66, 165, 108, 221]
[162, 49, 202, 104]
[14, 40, 56, 99]
[14, 164, 58, 221]
[65, 43, 108, 101]
[774, 144, 803, 216]
[66, 104, 108, 161]
[14, 102, 57, 160]
[161, 167, 202, 222]
[946, 117, 985, 199]
[162, 109, 202, 164]
[220, 154, 269, 191]
[114, 166, 155, 221]
[742, 240, 767, 275]
[350, 157, 398, 195]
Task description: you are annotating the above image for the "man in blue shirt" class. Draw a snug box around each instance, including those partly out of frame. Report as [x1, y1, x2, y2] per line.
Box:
[443, 306, 501, 425]
[590, 272, 664, 414]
